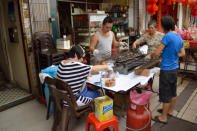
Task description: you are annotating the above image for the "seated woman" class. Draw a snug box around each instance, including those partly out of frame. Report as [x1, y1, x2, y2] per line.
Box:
[57, 45, 110, 106]
[132, 20, 164, 54]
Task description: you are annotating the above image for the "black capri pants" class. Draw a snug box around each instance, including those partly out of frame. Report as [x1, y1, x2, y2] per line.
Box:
[159, 69, 178, 103]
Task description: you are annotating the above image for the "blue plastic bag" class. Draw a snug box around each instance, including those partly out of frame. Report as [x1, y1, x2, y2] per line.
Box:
[40, 65, 58, 113]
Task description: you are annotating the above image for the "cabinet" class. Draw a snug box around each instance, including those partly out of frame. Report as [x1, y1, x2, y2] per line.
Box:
[72, 14, 107, 64]
[106, 9, 128, 39]
[73, 14, 107, 47]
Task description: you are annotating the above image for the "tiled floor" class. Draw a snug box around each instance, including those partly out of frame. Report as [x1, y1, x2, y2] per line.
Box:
[0, 82, 32, 111]
[0, 87, 31, 107]
[0, 75, 196, 131]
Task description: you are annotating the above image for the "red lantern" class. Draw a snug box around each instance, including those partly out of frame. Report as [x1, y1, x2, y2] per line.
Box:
[160, 0, 165, 4]
[166, 0, 172, 5]
[191, 5, 197, 17]
[147, 0, 158, 4]
[176, 0, 187, 3]
[153, 4, 159, 11]
[146, 0, 158, 15]
[187, 0, 194, 5]
[192, 10, 197, 17]
[193, 5, 197, 9]
[182, 0, 186, 6]
[191, 0, 197, 4]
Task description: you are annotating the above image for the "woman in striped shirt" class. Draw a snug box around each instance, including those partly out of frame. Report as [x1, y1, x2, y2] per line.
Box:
[57, 45, 110, 106]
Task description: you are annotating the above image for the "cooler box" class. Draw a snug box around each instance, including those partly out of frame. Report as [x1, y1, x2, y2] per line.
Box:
[56, 38, 70, 49]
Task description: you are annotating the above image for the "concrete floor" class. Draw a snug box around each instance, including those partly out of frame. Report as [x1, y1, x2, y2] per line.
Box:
[0, 75, 197, 131]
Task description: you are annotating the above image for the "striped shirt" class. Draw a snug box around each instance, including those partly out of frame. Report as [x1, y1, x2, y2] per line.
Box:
[57, 60, 91, 97]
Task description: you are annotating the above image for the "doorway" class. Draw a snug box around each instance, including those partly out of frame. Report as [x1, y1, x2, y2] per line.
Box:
[0, 0, 32, 111]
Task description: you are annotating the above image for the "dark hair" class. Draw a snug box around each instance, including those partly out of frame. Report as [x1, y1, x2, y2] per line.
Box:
[148, 20, 158, 28]
[69, 45, 85, 59]
[103, 16, 113, 25]
[161, 16, 175, 32]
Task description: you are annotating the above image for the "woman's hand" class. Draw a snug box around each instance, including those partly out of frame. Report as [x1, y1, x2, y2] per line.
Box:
[132, 41, 137, 49]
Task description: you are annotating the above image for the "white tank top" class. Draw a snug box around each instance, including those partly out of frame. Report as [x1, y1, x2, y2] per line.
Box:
[94, 31, 113, 64]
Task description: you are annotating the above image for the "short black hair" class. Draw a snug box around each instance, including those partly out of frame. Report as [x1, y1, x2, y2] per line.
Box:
[148, 20, 158, 28]
[69, 45, 85, 59]
[103, 16, 113, 25]
[161, 16, 175, 32]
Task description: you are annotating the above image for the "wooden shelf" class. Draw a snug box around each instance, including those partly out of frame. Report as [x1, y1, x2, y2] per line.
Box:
[106, 11, 127, 13]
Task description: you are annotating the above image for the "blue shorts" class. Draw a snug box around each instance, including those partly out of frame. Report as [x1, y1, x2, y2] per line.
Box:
[76, 86, 100, 99]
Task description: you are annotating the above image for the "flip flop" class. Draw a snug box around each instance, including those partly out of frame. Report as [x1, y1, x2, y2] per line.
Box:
[157, 109, 173, 117]
[153, 116, 168, 124]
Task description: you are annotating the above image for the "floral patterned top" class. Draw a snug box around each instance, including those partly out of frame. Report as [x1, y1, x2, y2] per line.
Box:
[138, 32, 164, 53]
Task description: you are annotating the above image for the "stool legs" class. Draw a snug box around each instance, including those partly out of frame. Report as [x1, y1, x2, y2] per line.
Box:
[86, 117, 92, 131]
[100, 123, 119, 131]
[86, 113, 119, 131]
[86, 122, 90, 131]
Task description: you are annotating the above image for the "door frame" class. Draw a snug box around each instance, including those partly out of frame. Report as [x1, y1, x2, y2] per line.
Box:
[17, 0, 33, 93]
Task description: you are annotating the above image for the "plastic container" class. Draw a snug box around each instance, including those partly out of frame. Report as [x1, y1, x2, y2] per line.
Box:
[94, 96, 113, 122]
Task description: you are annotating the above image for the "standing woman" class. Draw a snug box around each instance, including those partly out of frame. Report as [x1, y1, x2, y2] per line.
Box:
[132, 20, 164, 54]
[151, 16, 185, 124]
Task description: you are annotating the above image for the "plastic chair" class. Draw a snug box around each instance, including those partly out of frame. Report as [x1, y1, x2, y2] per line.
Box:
[86, 112, 119, 131]
[32, 32, 65, 71]
[45, 77, 94, 131]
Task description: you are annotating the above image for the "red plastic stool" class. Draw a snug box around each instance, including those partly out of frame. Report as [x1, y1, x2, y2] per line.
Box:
[86, 112, 119, 131]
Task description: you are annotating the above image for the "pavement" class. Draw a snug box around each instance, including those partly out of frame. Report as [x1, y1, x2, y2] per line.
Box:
[0, 74, 197, 131]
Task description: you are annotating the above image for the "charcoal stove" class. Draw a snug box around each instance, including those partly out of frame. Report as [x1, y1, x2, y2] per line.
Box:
[109, 51, 160, 74]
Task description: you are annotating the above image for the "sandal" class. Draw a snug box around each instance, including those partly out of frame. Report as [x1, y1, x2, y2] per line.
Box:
[157, 109, 173, 117]
[153, 116, 168, 124]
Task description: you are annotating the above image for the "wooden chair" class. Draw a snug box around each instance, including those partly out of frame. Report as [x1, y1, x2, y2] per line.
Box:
[45, 77, 94, 131]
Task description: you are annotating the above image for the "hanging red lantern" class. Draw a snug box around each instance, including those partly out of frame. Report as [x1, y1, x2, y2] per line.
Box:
[187, 0, 194, 5]
[160, 0, 165, 4]
[191, 5, 197, 17]
[192, 10, 197, 17]
[146, 4, 158, 15]
[191, 0, 197, 5]
[182, 0, 186, 6]
[152, 4, 159, 11]
[166, 0, 172, 5]
[147, 0, 158, 4]
[146, 0, 158, 15]
[193, 5, 197, 9]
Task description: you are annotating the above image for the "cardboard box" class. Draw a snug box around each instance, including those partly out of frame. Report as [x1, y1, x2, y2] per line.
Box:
[94, 96, 113, 122]
[134, 69, 150, 77]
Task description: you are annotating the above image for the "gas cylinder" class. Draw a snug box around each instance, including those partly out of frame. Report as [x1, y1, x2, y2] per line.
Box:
[126, 100, 151, 131]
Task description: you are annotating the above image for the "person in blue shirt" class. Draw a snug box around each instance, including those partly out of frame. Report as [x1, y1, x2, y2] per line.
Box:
[151, 16, 185, 124]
